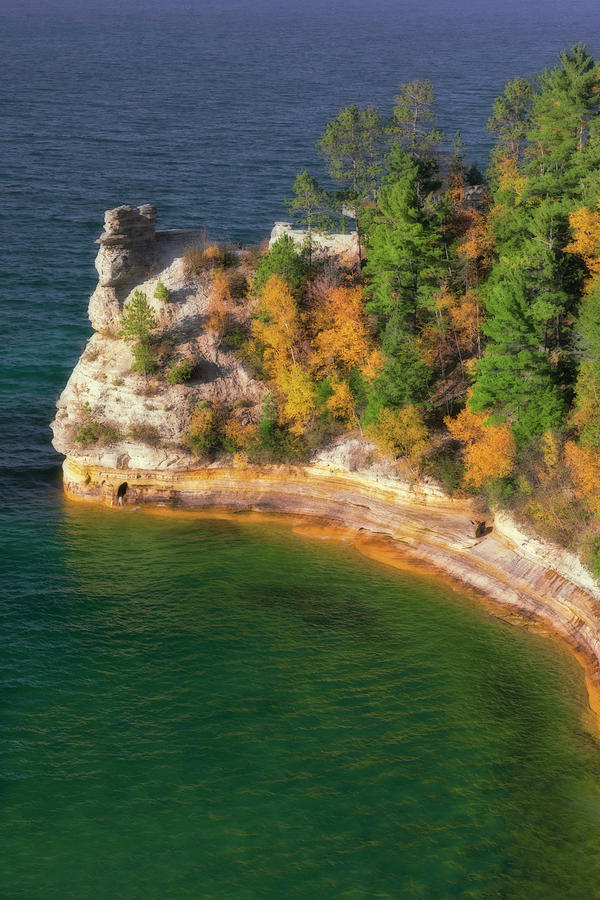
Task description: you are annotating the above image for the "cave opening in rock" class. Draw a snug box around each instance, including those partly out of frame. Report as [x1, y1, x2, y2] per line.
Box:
[117, 482, 128, 500]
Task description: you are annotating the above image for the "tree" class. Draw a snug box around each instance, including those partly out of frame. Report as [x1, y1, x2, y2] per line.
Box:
[366, 150, 444, 334]
[319, 104, 385, 261]
[326, 374, 357, 425]
[287, 171, 332, 263]
[310, 284, 373, 375]
[118, 290, 158, 343]
[253, 234, 306, 297]
[445, 405, 515, 488]
[368, 404, 429, 465]
[252, 274, 301, 376]
[486, 76, 534, 166]
[471, 263, 564, 444]
[278, 365, 317, 435]
[391, 79, 442, 165]
[319, 104, 385, 202]
[119, 290, 158, 378]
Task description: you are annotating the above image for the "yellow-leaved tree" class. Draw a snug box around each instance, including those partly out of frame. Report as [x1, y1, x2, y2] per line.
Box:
[326, 374, 357, 426]
[445, 405, 515, 488]
[252, 273, 301, 377]
[277, 366, 317, 435]
[565, 202, 600, 289]
[310, 285, 373, 374]
[368, 404, 429, 465]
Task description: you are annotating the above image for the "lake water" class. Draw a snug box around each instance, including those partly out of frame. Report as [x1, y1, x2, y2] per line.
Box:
[3, 0, 600, 895]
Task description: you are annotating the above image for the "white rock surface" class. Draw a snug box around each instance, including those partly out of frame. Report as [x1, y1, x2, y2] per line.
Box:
[51, 207, 264, 470]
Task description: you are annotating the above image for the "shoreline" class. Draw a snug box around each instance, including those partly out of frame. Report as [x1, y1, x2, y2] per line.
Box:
[61, 456, 600, 733]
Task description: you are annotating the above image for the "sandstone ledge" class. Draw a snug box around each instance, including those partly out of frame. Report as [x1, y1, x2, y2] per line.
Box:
[62, 455, 600, 717]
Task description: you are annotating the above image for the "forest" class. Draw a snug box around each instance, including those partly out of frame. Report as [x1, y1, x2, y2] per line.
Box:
[177, 44, 600, 570]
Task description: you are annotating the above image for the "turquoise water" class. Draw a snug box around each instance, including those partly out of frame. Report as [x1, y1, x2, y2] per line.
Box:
[3, 499, 600, 898]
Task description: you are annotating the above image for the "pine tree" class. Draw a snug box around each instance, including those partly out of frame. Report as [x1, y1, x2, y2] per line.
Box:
[471, 263, 564, 444]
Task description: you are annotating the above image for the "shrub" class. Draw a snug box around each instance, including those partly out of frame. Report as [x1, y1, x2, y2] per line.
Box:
[74, 421, 102, 445]
[368, 404, 429, 465]
[132, 342, 158, 376]
[182, 244, 206, 276]
[154, 281, 170, 303]
[426, 450, 465, 496]
[166, 359, 193, 385]
[203, 244, 224, 268]
[182, 241, 233, 276]
[74, 420, 121, 446]
[228, 270, 248, 299]
[129, 423, 161, 447]
[207, 268, 232, 337]
[186, 401, 221, 457]
[222, 418, 258, 452]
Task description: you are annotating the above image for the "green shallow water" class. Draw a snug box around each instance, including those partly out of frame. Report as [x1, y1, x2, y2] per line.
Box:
[3, 501, 600, 899]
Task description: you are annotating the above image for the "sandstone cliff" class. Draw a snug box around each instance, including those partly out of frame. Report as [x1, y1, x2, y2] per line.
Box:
[51, 205, 265, 471]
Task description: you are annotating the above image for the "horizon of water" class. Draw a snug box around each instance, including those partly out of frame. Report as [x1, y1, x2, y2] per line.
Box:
[3, 1, 600, 895]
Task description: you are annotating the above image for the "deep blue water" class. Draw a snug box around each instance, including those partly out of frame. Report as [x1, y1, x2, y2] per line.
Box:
[3, 2, 600, 895]
[3, 0, 599, 472]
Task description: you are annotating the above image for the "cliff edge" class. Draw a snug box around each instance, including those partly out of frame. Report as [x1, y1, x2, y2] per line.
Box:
[51, 205, 265, 471]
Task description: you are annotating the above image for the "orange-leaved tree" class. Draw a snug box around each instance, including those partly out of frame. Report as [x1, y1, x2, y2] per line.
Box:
[565, 201, 600, 289]
[445, 404, 515, 488]
[564, 441, 600, 513]
[310, 284, 373, 375]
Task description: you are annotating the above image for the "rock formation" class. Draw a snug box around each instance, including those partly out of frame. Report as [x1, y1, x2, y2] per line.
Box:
[89, 204, 158, 333]
[51, 205, 265, 471]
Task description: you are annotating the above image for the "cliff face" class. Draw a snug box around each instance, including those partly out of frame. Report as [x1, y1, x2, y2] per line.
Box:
[51, 205, 264, 471]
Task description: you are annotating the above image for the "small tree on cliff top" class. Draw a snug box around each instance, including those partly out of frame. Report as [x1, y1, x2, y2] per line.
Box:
[118, 290, 158, 343]
[119, 290, 158, 378]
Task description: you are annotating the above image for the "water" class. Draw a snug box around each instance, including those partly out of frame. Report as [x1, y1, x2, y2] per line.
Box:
[3, 503, 600, 898]
[3, 1, 600, 895]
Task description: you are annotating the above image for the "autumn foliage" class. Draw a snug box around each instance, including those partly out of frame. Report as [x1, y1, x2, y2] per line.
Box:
[565, 203, 600, 288]
[310, 284, 374, 374]
[445, 405, 515, 488]
[368, 404, 429, 464]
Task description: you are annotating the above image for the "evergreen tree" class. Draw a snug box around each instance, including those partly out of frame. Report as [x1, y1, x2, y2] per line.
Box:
[118, 290, 158, 344]
[286, 171, 333, 265]
[253, 234, 306, 297]
[319, 104, 385, 261]
[319, 104, 385, 204]
[287, 171, 332, 236]
[486, 76, 534, 168]
[365, 149, 443, 333]
[471, 263, 564, 444]
[363, 149, 444, 414]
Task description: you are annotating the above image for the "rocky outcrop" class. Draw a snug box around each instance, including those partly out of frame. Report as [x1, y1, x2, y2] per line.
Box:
[269, 222, 359, 258]
[51, 205, 264, 471]
[89, 204, 158, 333]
